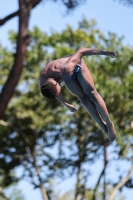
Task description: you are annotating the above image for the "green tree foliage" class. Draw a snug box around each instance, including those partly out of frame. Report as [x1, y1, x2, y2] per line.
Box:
[0, 0, 88, 119]
[52, 185, 126, 200]
[116, 0, 133, 7]
[0, 182, 25, 200]
[0, 17, 133, 199]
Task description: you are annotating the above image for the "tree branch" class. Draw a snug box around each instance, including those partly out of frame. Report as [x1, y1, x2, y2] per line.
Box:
[0, 11, 19, 26]
[0, 0, 42, 26]
[32, 0, 42, 8]
[108, 163, 133, 200]
[0, 120, 8, 126]
[0, 187, 9, 200]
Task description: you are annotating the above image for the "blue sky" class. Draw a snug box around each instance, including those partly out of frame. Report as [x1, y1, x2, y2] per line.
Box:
[1, 0, 133, 200]
[1, 0, 133, 47]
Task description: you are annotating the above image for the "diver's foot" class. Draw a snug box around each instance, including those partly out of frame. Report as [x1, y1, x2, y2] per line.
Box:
[107, 122, 116, 142]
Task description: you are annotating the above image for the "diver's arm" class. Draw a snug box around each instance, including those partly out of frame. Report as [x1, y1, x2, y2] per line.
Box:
[56, 92, 78, 112]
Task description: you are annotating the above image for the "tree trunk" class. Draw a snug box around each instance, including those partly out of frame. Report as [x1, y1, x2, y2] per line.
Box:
[75, 164, 82, 200]
[92, 145, 108, 200]
[40, 183, 49, 200]
[35, 164, 49, 200]
[108, 164, 133, 200]
[0, 0, 41, 119]
[103, 145, 107, 200]
[33, 153, 49, 200]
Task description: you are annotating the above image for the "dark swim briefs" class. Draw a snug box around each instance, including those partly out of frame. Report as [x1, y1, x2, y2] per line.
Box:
[38, 64, 81, 87]
[69, 64, 81, 79]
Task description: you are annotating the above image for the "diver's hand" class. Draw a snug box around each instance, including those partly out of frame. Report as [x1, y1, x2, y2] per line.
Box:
[103, 51, 116, 58]
[110, 51, 116, 58]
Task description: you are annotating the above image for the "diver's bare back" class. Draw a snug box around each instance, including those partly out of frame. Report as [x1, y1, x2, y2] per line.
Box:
[40, 56, 79, 84]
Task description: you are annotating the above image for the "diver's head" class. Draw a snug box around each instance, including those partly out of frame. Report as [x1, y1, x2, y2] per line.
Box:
[41, 78, 61, 99]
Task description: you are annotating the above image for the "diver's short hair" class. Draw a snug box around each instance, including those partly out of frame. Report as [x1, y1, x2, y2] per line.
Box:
[41, 80, 58, 99]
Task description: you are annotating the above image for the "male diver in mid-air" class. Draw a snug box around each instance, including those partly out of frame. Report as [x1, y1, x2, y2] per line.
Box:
[38, 48, 117, 142]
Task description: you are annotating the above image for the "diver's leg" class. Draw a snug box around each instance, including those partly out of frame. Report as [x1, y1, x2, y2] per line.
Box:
[65, 78, 108, 135]
[76, 60, 116, 141]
